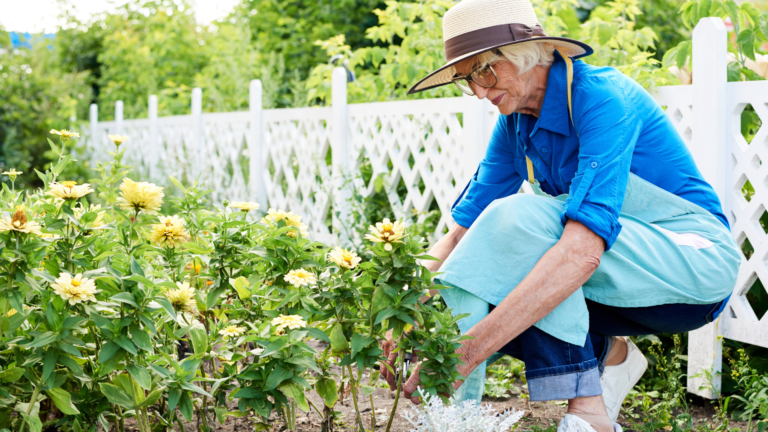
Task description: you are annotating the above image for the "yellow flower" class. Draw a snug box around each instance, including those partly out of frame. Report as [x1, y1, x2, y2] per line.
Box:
[261, 208, 309, 238]
[6, 308, 17, 317]
[47, 181, 94, 200]
[327, 247, 362, 269]
[51, 273, 99, 305]
[107, 135, 129, 146]
[50, 129, 80, 141]
[117, 178, 164, 214]
[284, 269, 317, 287]
[271, 315, 307, 332]
[149, 215, 189, 248]
[365, 218, 406, 251]
[164, 282, 196, 313]
[219, 325, 246, 338]
[2, 169, 21, 181]
[228, 201, 260, 212]
[0, 207, 43, 236]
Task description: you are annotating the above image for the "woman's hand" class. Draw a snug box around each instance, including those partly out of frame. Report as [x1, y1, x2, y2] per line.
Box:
[380, 329, 420, 390]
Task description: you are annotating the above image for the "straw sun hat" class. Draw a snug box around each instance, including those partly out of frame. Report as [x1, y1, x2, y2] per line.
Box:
[408, 0, 593, 94]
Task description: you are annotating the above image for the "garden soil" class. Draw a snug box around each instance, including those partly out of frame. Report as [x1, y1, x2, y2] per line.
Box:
[140, 378, 751, 432]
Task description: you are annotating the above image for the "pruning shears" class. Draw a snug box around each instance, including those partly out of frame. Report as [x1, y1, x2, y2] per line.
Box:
[396, 351, 413, 382]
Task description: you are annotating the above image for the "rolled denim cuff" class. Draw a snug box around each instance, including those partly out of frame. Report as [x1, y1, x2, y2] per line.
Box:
[526, 359, 602, 401]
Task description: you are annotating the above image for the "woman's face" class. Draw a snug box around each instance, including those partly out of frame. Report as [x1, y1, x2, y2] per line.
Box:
[454, 56, 544, 116]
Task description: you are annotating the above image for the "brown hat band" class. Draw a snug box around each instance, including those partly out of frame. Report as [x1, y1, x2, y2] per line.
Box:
[444, 23, 546, 62]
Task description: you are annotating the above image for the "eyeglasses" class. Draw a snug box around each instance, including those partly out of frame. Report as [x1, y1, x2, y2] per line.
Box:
[452, 63, 498, 96]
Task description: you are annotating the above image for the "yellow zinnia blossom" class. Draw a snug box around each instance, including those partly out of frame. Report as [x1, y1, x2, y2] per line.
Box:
[6, 308, 17, 317]
[149, 215, 189, 248]
[228, 201, 260, 212]
[51, 273, 99, 305]
[0, 207, 43, 236]
[164, 282, 196, 313]
[219, 325, 246, 338]
[50, 129, 80, 141]
[47, 181, 94, 200]
[327, 247, 362, 269]
[2, 169, 21, 181]
[271, 315, 307, 332]
[284, 269, 317, 287]
[261, 208, 308, 238]
[365, 218, 406, 251]
[107, 135, 129, 146]
[117, 178, 164, 214]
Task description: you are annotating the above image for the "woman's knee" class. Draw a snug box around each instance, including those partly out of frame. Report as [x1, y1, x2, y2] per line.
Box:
[482, 193, 564, 237]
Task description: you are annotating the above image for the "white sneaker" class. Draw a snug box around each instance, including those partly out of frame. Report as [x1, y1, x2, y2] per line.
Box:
[557, 414, 623, 432]
[600, 337, 648, 422]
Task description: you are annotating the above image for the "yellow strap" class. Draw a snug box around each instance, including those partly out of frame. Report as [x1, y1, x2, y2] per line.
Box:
[526, 49, 575, 184]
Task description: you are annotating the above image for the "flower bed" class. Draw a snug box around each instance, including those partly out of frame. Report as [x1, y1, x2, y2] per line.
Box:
[0, 131, 479, 432]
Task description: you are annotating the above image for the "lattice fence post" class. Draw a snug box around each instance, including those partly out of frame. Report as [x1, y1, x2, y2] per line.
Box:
[687, 17, 729, 399]
[331, 67, 353, 244]
[115, 101, 123, 135]
[461, 94, 489, 181]
[191, 88, 203, 182]
[89, 104, 98, 163]
[249, 80, 268, 208]
[148, 95, 158, 180]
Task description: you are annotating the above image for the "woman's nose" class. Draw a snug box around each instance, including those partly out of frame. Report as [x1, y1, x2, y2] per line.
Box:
[474, 85, 490, 100]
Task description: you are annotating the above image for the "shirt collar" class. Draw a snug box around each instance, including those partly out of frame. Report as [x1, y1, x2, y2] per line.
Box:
[535, 50, 571, 137]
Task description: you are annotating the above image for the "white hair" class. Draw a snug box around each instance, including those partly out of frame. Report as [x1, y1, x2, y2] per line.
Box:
[470, 42, 555, 74]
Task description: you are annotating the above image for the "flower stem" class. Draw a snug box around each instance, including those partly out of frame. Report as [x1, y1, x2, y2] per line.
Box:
[19, 384, 41, 432]
[385, 350, 405, 432]
[346, 364, 365, 432]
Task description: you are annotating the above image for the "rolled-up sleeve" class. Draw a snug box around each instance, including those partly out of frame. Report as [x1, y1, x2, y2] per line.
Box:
[452, 116, 524, 228]
[562, 75, 642, 250]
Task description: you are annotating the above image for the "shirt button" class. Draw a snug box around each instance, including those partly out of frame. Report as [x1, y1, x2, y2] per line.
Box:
[541, 147, 548, 153]
[590, 161, 598, 169]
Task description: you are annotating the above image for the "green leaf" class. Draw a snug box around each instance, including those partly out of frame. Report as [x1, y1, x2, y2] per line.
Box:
[45, 388, 80, 415]
[124, 274, 155, 288]
[361, 385, 376, 397]
[0, 367, 24, 382]
[370, 287, 391, 317]
[127, 364, 152, 390]
[154, 296, 176, 320]
[315, 377, 339, 408]
[47, 138, 60, 155]
[20, 413, 42, 432]
[130, 326, 153, 353]
[113, 335, 138, 356]
[52, 154, 72, 176]
[329, 323, 349, 354]
[304, 327, 331, 343]
[279, 382, 309, 412]
[99, 383, 134, 409]
[350, 333, 375, 358]
[130, 257, 145, 277]
[111, 292, 139, 308]
[188, 324, 208, 355]
[167, 388, 182, 412]
[140, 387, 164, 408]
[206, 287, 226, 309]
[99, 341, 121, 363]
[738, 29, 756, 61]
[42, 349, 58, 384]
[232, 276, 252, 300]
[26, 332, 58, 348]
[260, 337, 289, 357]
[179, 392, 194, 420]
[265, 363, 292, 391]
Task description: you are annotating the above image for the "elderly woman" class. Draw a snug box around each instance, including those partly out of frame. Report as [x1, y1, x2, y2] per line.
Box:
[379, 0, 741, 430]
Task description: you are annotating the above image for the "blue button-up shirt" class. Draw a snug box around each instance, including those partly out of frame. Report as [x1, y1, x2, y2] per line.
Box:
[451, 52, 728, 250]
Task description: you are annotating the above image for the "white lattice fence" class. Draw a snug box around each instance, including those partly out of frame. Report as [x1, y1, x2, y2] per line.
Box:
[82, 17, 768, 397]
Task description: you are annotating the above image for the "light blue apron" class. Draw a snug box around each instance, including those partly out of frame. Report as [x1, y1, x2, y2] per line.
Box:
[437, 54, 740, 403]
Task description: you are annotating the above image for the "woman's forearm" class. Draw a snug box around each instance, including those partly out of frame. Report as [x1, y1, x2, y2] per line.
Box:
[458, 219, 605, 372]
